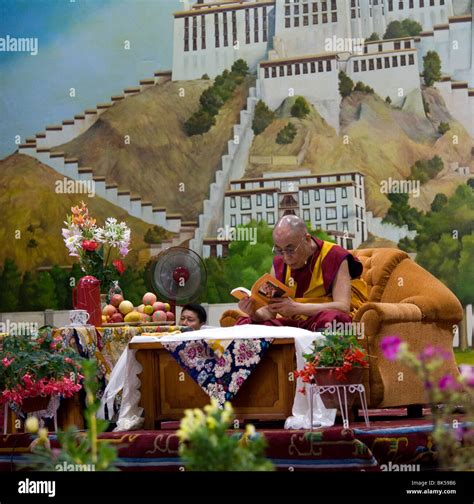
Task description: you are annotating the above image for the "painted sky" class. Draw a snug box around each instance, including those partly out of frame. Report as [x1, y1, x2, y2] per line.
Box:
[0, 0, 180, 158]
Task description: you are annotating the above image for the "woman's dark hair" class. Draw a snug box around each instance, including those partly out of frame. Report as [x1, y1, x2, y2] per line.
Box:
[181, 303, 207, 324]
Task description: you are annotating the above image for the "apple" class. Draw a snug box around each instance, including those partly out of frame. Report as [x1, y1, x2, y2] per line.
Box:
[152, 310, 167, 322]
[124, 311, 141, 323]
[152, 301, 166, 312]
[144, 305, 154, 315]
[166, 311, 175, 321]
[102, 304, 117, 317]
[141, 314, 152, 323]
[119, 300, 134, 315]
[110, 294, 124, 308]
[143, 292, 157, 306]
[111, 312, 124, 323]
[164, 302, 171, 312]
[137, 304, 145, 313]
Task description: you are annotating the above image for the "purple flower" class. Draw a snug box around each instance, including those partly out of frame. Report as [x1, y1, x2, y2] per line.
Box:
[460, 365, 474, 387]
[381, 336, 402, 361]
[419, 345, 450, 362]
[438, 374, 457, 391]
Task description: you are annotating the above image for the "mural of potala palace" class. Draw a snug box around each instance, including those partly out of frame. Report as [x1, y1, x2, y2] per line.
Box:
[15, 0, 473, 259]
[173, 1, 472, 130]
[171, 0, 473, 256]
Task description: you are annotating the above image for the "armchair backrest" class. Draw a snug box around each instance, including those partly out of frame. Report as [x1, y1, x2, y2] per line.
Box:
[350, 248, 409, 302]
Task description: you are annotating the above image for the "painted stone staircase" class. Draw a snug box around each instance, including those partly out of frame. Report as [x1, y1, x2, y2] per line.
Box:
[16, 70, 198, 245]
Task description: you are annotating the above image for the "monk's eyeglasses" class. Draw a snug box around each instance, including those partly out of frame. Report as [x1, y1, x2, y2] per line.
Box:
[272, 235, 307, 256]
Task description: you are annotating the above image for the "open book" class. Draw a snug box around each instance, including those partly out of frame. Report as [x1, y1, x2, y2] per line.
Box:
[230, 273, 294, 310]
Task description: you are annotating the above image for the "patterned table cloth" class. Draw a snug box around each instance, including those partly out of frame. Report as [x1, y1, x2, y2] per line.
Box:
[54, 325, 192, 384]
[161, 337, 273, 405]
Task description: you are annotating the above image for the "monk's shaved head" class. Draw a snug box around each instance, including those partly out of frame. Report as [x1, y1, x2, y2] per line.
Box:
[273, 215, 307, 239]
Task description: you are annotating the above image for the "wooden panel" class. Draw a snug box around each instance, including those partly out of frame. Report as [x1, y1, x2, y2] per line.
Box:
[133, 339, 297, 426]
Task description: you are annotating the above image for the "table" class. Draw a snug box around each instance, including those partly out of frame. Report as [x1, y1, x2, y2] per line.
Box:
[130, 338, 297, 429]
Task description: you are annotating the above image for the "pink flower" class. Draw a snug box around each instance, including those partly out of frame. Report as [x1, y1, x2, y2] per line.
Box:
[119, 246, 130, 258]
[419, 345, 450, 362]
[2, 357, 13, 368]
[460, 365, 474, 387]
[438, 374, 458, 391]
[381, 336, 402, 361]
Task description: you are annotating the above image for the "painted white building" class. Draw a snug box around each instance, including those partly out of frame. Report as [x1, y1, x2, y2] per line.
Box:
[173, 1, 471, 85]
[224, 169, 367, 248]
[172, 0, 276, 80]
[257, 37, 420, 129]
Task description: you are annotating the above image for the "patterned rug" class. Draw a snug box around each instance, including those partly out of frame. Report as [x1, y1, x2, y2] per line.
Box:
[0, 417, 440, 472]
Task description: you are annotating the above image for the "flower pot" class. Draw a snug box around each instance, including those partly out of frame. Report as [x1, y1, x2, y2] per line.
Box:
[21, 395, 51, 413]
[314, 367, 365, 410]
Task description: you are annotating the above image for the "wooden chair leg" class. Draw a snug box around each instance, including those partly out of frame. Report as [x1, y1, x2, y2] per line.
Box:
[407, 404, 423, 418]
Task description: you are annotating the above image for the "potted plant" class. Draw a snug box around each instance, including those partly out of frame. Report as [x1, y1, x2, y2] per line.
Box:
[62, 201, 130, 295]
[294, 331, 369, 409]
[0, 327, 83, 419]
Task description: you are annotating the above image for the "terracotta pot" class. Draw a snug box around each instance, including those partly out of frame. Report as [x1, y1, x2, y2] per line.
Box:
[314, 367, 365, 410]
[21, 395, 51, 413]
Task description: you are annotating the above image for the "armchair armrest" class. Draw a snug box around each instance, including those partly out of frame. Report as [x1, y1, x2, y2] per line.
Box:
[399, 295, 463, 323]
[354, 302, 423, 324]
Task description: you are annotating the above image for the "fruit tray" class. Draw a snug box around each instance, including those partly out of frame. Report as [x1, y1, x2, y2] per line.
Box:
[101, 321, 176, 327]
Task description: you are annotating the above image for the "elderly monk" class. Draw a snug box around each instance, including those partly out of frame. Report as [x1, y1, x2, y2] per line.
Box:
[236, 215, 367, 332]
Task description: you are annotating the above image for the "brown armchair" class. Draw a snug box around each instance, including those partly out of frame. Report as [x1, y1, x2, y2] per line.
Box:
[219, 248, 463, 409]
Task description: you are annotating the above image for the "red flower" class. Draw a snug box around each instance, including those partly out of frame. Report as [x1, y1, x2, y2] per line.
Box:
[112, 259, 125, 275]
[82, 240, 99, 251]
[2, 357, 13, 368]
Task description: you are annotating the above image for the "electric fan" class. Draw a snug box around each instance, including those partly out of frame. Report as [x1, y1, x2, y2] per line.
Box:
[147, 246, 207, 316]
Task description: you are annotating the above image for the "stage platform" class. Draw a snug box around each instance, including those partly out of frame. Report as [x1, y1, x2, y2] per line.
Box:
[0, 409, 443, 472]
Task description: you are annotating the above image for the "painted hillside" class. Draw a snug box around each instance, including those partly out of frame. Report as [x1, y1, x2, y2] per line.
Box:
[0, 153, 171, 272]
[248, 86, 473, 217]
[51, 76, 255, 221]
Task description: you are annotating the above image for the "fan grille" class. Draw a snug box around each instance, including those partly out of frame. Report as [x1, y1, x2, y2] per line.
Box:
[151, 247, 207, 305]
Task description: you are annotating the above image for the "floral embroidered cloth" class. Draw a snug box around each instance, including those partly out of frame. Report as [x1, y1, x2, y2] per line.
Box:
[161, 338, 273, 405]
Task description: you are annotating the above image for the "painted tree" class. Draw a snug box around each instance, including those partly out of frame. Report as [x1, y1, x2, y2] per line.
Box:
[338, 71, 354, 98]
[0, 259, 22, 312]
[423, 51, 442, 87]
[290, 96, 310, 118]
[252, 100, 275, 134]
[34, 271, 58, 311]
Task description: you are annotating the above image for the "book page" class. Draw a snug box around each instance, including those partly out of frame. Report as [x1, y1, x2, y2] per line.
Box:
[230, 287, 252, 301]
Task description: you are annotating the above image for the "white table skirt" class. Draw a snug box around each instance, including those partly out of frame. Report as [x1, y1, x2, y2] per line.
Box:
[98, 325, 336, 431]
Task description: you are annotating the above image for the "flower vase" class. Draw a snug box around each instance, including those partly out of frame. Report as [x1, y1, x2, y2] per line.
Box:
[314, 367, 365, 410]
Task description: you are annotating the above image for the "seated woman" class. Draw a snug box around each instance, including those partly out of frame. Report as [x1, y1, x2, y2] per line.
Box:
[179, 303, 214, 330]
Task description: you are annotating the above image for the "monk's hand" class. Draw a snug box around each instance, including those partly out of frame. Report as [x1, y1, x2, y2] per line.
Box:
[238, 296, 257, 318]
[267, 297, 299, 318]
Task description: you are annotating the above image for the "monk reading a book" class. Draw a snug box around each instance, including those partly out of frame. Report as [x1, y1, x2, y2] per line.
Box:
[235, 215, 367, 332]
